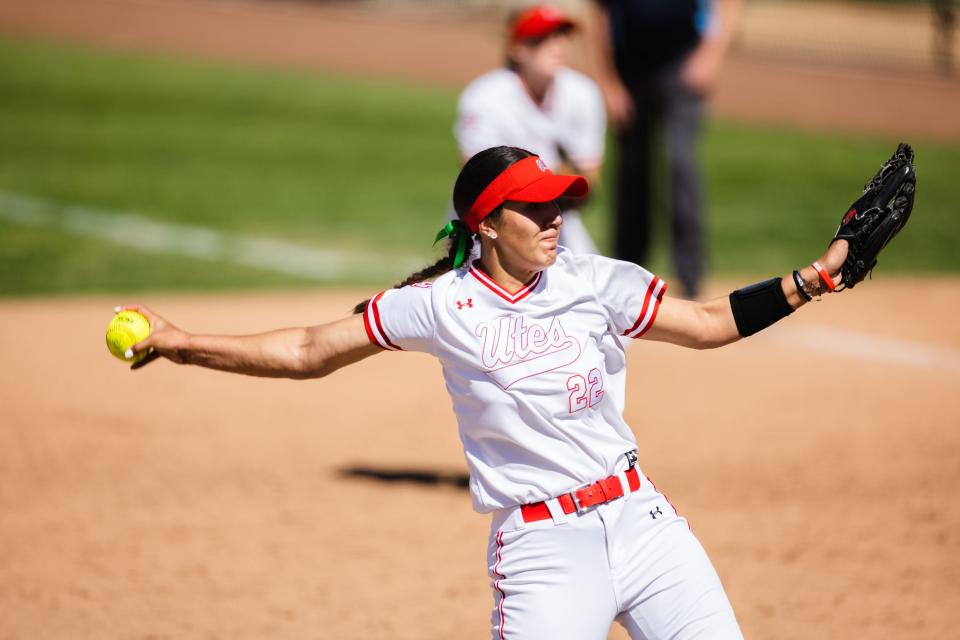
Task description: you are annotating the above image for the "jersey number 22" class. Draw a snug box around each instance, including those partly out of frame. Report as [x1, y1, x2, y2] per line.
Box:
[567, 368, 604, 413]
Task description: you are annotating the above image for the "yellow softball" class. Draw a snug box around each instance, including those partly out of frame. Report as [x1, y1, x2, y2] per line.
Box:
[105, 310, 151, 363]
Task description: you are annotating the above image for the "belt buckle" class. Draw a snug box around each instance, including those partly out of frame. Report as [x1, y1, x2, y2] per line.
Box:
[571, 480, 603, 514]
[571, 484, 591, 514]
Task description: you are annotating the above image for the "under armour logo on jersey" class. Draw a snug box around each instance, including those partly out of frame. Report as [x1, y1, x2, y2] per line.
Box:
[456, 298, 474, 310]
[650, 506, 663, 520]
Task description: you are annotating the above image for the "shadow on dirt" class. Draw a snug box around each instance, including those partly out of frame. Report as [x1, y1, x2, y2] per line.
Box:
[339, 465, 470, 490]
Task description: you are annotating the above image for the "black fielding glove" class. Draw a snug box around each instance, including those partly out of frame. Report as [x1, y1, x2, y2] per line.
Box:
[832, 143, 916, 289]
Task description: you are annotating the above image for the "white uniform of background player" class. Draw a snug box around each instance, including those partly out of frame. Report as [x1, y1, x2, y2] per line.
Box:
[455, 5, 606, 255]
[364, 245, 742, 638]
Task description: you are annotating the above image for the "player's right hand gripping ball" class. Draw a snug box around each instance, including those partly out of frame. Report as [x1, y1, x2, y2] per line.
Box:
[832, 142, 916, 289]
[106, 310, 151, 364]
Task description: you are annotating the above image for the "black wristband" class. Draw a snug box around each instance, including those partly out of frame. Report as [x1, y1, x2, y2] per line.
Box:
[793, 270, 813, 302]
[729, 277, 794, 337]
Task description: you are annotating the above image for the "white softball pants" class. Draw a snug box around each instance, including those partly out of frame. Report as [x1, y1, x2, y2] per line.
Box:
[486, 472, 743, 640]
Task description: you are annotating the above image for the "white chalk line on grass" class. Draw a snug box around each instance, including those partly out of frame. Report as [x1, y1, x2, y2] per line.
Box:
[0, 190, 426, 281]
[3, 190, 958, 374]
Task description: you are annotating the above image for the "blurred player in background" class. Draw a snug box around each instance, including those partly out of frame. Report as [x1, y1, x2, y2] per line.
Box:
[587, 0, 742, 297]
[455, 4, 606, 254]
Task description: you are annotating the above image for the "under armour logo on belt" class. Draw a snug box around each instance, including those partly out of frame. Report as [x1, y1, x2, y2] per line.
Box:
[650, 506, 663, 520]
[456, 298, 473, 310]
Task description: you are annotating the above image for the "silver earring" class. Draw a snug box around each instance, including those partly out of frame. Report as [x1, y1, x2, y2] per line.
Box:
[486, 231, 498, 239]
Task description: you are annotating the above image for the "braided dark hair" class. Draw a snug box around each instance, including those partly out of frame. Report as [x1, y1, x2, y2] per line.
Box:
[351, 234, 476, 314]
[352, 146, 535, 315]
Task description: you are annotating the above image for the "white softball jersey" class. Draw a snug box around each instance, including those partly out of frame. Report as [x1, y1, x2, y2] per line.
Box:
[363, 249, 666, 513]
[455, 68, 606, 172]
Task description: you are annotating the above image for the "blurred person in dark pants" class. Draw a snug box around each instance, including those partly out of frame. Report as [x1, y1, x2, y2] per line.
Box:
[933, 0, 956, 75]
[587, 0, 741, 298]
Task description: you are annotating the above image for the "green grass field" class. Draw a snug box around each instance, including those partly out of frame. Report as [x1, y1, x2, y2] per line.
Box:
[0, 36, 957, 296]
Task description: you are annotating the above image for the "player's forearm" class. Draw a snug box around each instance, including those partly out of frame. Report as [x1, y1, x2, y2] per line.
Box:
[698, 267, 818, 347]
[176, 329, 316, 379]
[710, 260, 841, 346]
[709, 263, 836, 344]
[647, 259, 839, 349]
[128, 308, 378, 376]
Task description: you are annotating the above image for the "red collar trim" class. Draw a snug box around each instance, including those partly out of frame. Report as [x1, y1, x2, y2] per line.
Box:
[469, 266, 542, 303]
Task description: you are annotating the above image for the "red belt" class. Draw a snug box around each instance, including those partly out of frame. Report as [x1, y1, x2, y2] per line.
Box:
[520, 466, 641, 523]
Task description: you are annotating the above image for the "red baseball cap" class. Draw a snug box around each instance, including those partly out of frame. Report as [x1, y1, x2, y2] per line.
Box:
[463, 155, 588, 233]
[511, 5, 576, 42]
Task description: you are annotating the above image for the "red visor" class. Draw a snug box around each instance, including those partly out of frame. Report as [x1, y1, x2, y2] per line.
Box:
[462, 156, 588, 233]
[511, 5, 576, 42]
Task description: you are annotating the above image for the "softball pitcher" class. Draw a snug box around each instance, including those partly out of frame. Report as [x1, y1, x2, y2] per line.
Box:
[121, 144, 914, 639]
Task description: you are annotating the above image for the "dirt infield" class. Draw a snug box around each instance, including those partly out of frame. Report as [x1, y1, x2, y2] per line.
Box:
[2, 280, 959, 639]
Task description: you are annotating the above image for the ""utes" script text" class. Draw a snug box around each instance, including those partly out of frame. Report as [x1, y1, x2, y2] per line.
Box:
[474, 315, 582, 389]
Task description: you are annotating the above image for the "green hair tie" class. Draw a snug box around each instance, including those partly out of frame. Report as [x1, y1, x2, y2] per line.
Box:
[433, 219, 469, 269]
